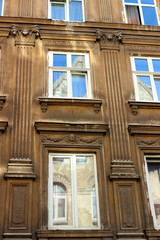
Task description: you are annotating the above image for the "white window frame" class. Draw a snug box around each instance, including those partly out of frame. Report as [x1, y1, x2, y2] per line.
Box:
[145, 156, 160, 229]
[123, 0, 159, 25]
[48, 153, 100, 230]
[48, 0, 85, 22]
[131, 56, 160, 102]
[48, 52, 92, 99]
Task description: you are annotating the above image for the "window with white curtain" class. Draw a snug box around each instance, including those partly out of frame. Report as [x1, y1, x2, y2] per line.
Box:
[131, 56, 160, 101]
[145, 156, 160, 229]
[48, 0, 84, 22]
[0, 0, 4, 16]
[48, 52, 91, 98]
[48, 154, 100, 229]
[123, 0, 159, 26]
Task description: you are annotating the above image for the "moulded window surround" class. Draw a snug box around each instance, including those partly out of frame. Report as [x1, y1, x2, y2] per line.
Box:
[0, 0, 4, 16]
[48, 0, 85, 22]
[48, 153, 100, 229]
[48, 52, 92, 99]
[131, 56, 160, 102]
[145, 156, 160, 229]
[123, 0, 159, 26]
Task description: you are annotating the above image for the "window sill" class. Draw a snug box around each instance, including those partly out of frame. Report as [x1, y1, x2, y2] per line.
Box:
[128, 100, 160, 115]
[36, 229, 113, 239]
[38, 97, 103, 113]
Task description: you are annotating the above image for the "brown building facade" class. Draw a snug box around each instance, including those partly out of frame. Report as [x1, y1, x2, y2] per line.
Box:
[1, 0, 160, 240]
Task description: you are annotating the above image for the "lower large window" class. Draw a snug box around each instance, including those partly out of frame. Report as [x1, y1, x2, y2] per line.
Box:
[48, 153, 100, 229]
[145, 156, 160, 229]
[131, 57, 160, 101]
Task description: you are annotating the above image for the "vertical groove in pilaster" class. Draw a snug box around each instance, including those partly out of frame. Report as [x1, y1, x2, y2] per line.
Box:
[103, 50, 131, 161]
[11, 46, 32, 159]
[99, 0, 112, 22]
[18, 0, 33, 17]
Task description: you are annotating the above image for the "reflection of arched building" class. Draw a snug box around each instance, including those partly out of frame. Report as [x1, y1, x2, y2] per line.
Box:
[49, 154, 99, 229]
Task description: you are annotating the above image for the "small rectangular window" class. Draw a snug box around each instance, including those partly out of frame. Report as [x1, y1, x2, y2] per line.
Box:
[145, 156, 160, 229]
[124, 0, 159, 26]
[48, 52, 91, 99]
[48, 0, 84, 22]
[131, 57, 160, 101]
[48, 153, 100, 229]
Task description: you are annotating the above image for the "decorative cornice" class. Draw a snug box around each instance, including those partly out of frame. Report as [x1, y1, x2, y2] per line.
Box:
[128, 101, 160, 115]
[10, 24, 40, 46]
[41, 134, 103, 145]
[0, 95, 6, 111]
[38, 97, 103, 113]
[96, 29, 123, 50]
[0, 121, 8, 133]
[128, 124, 160, 135]
[35, 122, 108, 134]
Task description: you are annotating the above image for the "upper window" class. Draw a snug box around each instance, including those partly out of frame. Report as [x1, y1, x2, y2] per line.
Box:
[145, 156, 160, 229]
[131, 57, 160, 101]
[124, 0, 159, 25]
[48, 154, 100, 229]
[48, 0, 84, 22]
[0, 0, 4, 16]
[48, 52, 91, 98]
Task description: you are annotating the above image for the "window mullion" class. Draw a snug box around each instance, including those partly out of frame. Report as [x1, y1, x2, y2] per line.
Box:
[66, 0, 69, 21]
[72, 155, 79, 228]
[139, 5, 144, 25]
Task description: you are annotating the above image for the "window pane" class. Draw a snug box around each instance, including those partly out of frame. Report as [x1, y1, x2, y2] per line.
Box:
[125, 0, 138, 3]
[137, 75, 153, 100]
[53, 71, 67, 97]
[135, 59, 149, 71]
[152, 60, 160, 72]
[126, 6, 141, 24]
[72, 74, 87, 98]
[72, 55, 85, 68]
[141, 0, 154, 4]
[53, 157, 73, 225]
[58, 199, 65, 218]
[53, 54, 67, 67]
[0, 0, 2, 15]
[51, 3, 65, 20]
[76, 155, 98, 228]
[147, 162, 160, 226]
[69, 1, 83, 22]
[142, 7, 158, 26]
[154, 78, 160, 101]
[92, 187, 97, 220]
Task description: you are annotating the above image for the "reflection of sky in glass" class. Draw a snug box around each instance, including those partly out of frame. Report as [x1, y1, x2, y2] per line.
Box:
[141, 0, 154, 4]
[0, 0, 2, 15]
[142, 7, 158, 25]
[135, 59, 148, 71]
[69, 1, 83, 21]
[51, 3, 65, 20]
[72, 74, 86, 98]
[152, 60, 160, 72]
[137, 75, 153, 100]
[125, 0, 138, 3]
[53, 54, 67, 67]
[72, 55, 85, 68]
[53, 71, 67, 97]
[155, 79, 160, 101]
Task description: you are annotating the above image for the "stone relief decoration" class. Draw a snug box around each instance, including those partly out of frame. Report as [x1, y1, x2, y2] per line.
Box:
[10, 24, 40, 46]
[0, 95, 6, 111]
[96, 29, 123, 50]
[43, 40, 94, 49]
[41, 134, 103, 145]
[136, 137, 160, 146]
